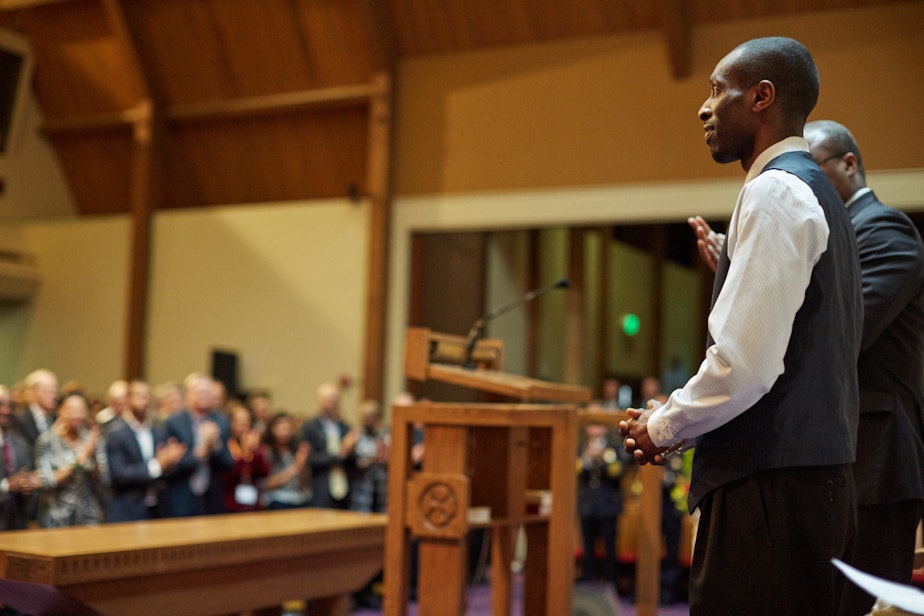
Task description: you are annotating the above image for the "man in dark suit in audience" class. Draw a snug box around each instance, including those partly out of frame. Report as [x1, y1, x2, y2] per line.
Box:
[805, 120, 924, 616]
[13, 369, 58, 447]
[106, 380, 187, 522]
[161, 374, 233, 517]
[0, 385, 38, 531]
[11, 369, 58, 525]
[302, 382, 355, 509]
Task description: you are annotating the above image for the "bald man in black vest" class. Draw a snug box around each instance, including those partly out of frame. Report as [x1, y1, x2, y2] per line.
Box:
[621, 37, 862, 615]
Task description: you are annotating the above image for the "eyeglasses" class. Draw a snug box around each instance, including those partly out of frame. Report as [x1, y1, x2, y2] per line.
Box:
[815, 151, 849, 165]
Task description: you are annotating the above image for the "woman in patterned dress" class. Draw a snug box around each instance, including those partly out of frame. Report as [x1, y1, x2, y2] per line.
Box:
[35, 392, 106, 527]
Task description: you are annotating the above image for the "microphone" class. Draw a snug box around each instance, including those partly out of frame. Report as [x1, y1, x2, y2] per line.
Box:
[464, 276, 570, 368]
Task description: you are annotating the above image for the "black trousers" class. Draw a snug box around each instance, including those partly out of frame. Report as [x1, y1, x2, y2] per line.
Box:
[579, 514, 618, 583]
[837, 498, 924, 616]
[690, 465, 856, 616]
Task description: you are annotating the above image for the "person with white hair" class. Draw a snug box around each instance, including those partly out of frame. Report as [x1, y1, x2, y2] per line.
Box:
[301, 382, 355, 509]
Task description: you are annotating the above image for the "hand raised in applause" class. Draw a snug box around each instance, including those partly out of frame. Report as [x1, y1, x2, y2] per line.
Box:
[155, 437, 187, 471]
[340, 427, 360, 457]
[294, 441, 311, 469]
[242, 429, 262, 454]
[8, 468, 39, 494]
[75, 425, 100, 466]
[688, 216, 725, 273]
[195, 420, 220, 457]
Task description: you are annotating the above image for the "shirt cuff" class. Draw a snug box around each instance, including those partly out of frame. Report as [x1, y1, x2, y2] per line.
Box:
[147, 459, 163, 479]
[0, 478, 8, 494]
[646, 409, 668, 448]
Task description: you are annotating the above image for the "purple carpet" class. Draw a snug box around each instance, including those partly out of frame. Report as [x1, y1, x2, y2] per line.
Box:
[351, 579, 690, 615]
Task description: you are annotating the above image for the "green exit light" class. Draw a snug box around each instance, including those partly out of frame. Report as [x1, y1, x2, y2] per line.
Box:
[622, 313, 640, 336]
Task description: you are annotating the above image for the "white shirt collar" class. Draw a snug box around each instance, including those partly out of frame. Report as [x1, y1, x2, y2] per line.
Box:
[845, 186, 872, 208]
[745, 136, 810, 184]
[123, 410, 152, 432]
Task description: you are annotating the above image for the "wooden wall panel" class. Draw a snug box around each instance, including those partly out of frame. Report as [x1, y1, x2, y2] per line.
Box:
[164, 109, 368, 208]
[47, 131, 133, 215]
[3, 2, 146, 117]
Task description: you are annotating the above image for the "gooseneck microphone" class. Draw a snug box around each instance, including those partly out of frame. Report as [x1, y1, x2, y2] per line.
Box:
[464, 276, 570, 368]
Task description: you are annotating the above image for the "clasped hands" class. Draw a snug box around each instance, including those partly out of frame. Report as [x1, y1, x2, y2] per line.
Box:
[618, 401, 685, 466]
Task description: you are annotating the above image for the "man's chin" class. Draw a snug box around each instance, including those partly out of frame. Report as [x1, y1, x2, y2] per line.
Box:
[710, 149, 737, 165]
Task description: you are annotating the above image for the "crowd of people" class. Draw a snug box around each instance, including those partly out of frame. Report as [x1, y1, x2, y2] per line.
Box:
[576, 375, 691, 605]
[0, 369, 394, 534]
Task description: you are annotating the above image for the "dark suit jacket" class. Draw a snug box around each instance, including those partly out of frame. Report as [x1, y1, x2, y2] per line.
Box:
[12, 405, 54, 447]
[850, 190, 924, 506]
[301, 416, 354, 509]
[0, 430, 34, 530]
[161, 409, 234, 517]
[104, 418, 166, 522]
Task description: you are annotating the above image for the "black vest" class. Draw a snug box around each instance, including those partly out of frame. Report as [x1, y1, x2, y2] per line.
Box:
[688, 151, 862, 511]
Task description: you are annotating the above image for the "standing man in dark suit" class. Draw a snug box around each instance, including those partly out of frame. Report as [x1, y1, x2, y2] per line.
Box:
[804, 120, 924, 616]
[161, 374, 233, 517]
[302, 382, 356, 509]
[13, 369, 58, 447]
[622, 37, 863, 615]
[11, 369, 58, 525]
[105, 380, 187, 522]
[0, 385, 38, 531]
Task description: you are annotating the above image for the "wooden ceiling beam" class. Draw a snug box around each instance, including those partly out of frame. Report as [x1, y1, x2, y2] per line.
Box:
[168, 84, 374, 123]
[360, 0, 399, 68]
[42, 104, 149, 135]
[100, 0, 152, 101]
[102, 0, 157, 380]
[660, 0, 693, 80]
[0, 0, 72, 10]
[41, 83, 376, 137]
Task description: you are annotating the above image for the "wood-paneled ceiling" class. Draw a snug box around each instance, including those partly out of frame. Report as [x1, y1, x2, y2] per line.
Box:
[0, 0, 906, 216]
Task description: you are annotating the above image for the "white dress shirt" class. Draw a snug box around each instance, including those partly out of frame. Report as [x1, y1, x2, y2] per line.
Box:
[123, 413, 162, 479]
[647, 137, 830, 447]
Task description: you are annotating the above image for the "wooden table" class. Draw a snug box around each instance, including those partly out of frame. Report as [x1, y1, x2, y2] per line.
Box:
[0, 509, 387, 616]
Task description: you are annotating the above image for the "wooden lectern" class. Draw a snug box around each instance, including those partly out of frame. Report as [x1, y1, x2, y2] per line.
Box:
[383, 327, 591, 616]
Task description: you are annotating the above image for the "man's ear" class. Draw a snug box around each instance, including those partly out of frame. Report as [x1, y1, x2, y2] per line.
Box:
[752, 80, 775, 111]
[842, 151, 860, 176]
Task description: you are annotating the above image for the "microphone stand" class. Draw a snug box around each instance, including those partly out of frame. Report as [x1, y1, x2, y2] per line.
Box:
[463, 277, 569, 369]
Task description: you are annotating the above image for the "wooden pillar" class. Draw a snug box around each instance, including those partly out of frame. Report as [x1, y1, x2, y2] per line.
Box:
[636, 463, 664, 616]
[650, 226, 666, 378]
[362, 73, 393, 402]
[563, 228, 585, 385]
[525, 230, 541, 378]
[125, 100, 158, 379]
[592, 227, 613, 396]
[95, 0, 159, 379]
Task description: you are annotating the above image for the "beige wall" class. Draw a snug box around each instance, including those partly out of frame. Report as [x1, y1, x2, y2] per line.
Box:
[0, 201, 369, 418]
[0, 216, 130, 393]
[0, 92, 75, 222]
[395, 3, 924, 195]
[145, 200, 369, 417]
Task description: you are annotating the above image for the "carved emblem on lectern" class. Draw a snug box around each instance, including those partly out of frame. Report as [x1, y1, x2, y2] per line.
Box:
[419, 482, 458, 527]
[406, 472, 469, 538]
